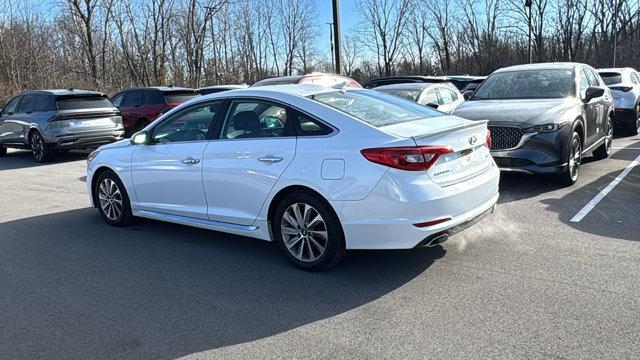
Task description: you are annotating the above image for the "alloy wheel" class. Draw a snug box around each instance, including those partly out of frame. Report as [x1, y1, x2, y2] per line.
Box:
[568, 137, 582, 182]
[30, 133, 44, 162]
[98, 178, 124, 221]
[280, 203, 328, 262]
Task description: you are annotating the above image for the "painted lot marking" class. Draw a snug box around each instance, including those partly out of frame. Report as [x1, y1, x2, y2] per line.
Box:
[570, 153, 640, 222]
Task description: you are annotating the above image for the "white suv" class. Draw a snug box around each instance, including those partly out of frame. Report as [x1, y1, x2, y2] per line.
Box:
[598, 68, 640, 135]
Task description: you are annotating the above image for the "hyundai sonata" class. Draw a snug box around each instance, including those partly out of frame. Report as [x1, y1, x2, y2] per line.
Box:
[87, 85, 499, 271]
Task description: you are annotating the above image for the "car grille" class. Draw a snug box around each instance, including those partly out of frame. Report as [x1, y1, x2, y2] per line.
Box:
[488, 126, 525, 150]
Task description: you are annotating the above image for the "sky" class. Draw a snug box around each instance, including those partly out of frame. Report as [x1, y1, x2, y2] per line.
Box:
[315, 0, 360, 53]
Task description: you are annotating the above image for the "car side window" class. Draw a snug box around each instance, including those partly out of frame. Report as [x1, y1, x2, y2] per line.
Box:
[144, 91, 165, 105]
[294, 110, 333, 136]
[122, 91, 143, 107]
[585, 69, 599, 87]
[221, 100, 292, 139]
[437, 88, 458, 104]
[1, 96, 21, 115]
[152, 101, 222, 144]
[17, 94, 36, 114]
[111, 93, 124, 107]
[630, 73, 640, 85]
[35, 95, 54, 112]
[579, 69, 590, 94]
[422, 89, 439, 106]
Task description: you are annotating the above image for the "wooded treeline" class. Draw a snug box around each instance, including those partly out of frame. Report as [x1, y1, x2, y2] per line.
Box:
[1, 0, 639, 104]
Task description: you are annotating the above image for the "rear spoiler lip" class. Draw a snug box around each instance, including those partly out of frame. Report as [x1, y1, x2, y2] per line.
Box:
[411, 119, 489, 141]
[48, 109, 121, 122]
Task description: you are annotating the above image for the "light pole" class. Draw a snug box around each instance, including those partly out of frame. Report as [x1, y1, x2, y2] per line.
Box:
[525, 0, 532, 64]
[327, 23, 335, 72]
[332, 0, 341, 74]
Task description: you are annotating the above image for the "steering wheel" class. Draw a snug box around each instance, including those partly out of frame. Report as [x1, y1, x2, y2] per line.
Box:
[185, 128, 207, 141]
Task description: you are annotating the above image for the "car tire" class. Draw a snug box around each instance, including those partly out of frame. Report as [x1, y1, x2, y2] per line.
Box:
[95, 170, 134, 227]
[29, 131, 53, 163]
[0, 144, 6, 157]
[557, 131, 582, 186]
[593, 116, 613, 160]
[628, 104, 640, 136]
[273, 191, 346, 271]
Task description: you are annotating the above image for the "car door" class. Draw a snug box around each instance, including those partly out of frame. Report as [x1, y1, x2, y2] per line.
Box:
[131, 100, 223, 219]
[13, 94, 37, 143]
[0, 95, 23, 145]
[201, 98, 296, 226]
[579, 68, 600, 148]
[119, 90, 143, 130]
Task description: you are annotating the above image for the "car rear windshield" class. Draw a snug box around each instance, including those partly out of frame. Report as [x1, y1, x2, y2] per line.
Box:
[471, 69, 575, 100]
[599, 72, 623, 85]
[310, 90, 441, 127]
[55, 95, 114, 110]
[376, 89, 422, 102]
[164, 92, 200, 103]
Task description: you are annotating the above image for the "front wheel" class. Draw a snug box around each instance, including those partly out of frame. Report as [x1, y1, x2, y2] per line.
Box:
[29, 131, 53, 163]
[95, 170, 133, 226]
[273, 191, 346, 271]
[557, 131, 582, 186]
[593, 117, 613, 160]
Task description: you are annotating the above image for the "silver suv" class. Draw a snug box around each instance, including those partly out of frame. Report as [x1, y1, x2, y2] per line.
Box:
[597, 68, 640, 135]
[0, 89, 124, 162]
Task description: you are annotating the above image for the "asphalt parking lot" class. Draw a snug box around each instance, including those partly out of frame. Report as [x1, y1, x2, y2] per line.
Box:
[1, 135, 639, 359]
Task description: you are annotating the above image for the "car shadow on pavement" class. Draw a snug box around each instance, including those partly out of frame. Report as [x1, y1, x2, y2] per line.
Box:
[0, 149, 89, 171]
[0, 208, 444, 359]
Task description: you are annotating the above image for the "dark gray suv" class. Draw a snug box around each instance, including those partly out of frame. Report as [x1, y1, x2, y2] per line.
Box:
[0, 89, 124, 162]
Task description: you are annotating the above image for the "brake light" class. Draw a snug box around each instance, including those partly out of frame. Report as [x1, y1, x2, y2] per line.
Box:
[611, 86, 633, 92]
[361, 146, 453, 171]
[485, 129, 492, 150]
[413, 217, 452, 228]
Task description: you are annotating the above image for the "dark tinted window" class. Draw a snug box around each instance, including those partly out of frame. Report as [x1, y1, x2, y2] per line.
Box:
[2, 96, 21, 115]
[164, 91, 200, 104]
[122, 91, 143, 107]
[35, 95, 55, 112]
[55, 95, 114, 110]
[145, 90, 165, 105]
[472, 69, 574, 100]
[111, 93, 124, 107]
[294, 111, 333, 136]
[599, 72, 622, 85]
[17, 94, 36, 113]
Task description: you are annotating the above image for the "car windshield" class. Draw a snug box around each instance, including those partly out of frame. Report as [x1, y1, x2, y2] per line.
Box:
[471, 69, 575, 100]
[55, 95, 114, 110]
[376, 89, 421, 102]
[310, 90, 441, 127]
[164, 92, 200, 103]
[599, 72, 623, 85]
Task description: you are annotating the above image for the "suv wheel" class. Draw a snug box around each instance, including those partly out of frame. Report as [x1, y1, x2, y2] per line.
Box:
[557, 131, 582, 186]
[593, 117, 613, 160]
[95, 170, 133, 226]
[273, 191, 346, 271]
[629, 104, 640, 135]
[29, 131, 52, 163]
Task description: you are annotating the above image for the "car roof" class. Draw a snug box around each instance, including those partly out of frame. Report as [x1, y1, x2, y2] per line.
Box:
[123, 86, 197, 92]
[445, 75, 485, 81]
[197, 84, 350, 101]
[366, 75, 449, 82]
[374, 83, 454, 91]
[495, 62, 587, 73]
[198, 85, 248, 91]
[598, 68, 636, 74]
[21, 89, 105, 97]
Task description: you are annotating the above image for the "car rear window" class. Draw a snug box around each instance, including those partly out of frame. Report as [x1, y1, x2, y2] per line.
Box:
[310, 90, 441, 127]
[599, 72, 623, 85]
[163, 91, 200, 103]
[376, 89, 422, 102]
[55, 95, 114, 110]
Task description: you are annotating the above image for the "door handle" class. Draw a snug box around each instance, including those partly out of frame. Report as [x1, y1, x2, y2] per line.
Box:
[258, 156, 283, 163]
[180, 157, 201, 165]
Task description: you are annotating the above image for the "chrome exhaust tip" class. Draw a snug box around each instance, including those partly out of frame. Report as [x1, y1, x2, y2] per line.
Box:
[425, 233, 449, 247]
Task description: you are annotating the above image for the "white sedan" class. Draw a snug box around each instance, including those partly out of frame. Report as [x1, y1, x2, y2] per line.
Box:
[86, 85, 499, 271]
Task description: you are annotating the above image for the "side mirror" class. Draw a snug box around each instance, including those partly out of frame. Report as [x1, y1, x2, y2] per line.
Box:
[583, 86, 605, 103]
[463, 90, 474, 101]
[131, 131, 150, 145]
[426, 103, 439, 109]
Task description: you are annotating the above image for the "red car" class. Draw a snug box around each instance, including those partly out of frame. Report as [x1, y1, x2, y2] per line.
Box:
[110, 87, 200, 135]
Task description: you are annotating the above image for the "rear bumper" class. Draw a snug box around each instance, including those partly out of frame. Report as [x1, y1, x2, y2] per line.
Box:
[612, 109, 637, 126]
[44, 129, 125, 149]
[330, 165, 500, 249]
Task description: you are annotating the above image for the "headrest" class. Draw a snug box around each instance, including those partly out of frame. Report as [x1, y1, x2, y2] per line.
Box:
[233, 111, 259, 132]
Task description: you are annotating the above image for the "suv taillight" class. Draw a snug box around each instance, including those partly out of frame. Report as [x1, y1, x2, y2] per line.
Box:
[361, 146, 453, 171]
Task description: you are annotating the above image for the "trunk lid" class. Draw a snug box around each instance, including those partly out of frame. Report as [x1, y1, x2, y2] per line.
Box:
[381, 116, 493, 186]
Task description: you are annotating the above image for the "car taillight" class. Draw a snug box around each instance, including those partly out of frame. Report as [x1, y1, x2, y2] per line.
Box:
[361, 146, 453, 171]
[611, 86, 633, 92]
[486, 129, 492, 150]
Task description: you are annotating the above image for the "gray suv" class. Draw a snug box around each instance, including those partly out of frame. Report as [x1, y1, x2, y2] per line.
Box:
[0, 89, 124, 162]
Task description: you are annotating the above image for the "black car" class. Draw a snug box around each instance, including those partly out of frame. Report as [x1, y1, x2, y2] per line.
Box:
[0, 89, 124, 162]
[453, 63, 614, 185]
[362, 76, 453, 89]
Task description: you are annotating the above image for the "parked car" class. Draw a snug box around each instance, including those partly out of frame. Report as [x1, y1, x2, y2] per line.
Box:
[453, 62, 614, 185]
[597, 68, 640, 134]
[461, 76, 487, 98]
[363, 75, 452, 89]
[0, 89, 124, 162]
[252, 73, 362, 88]
[87, 85, 498, 271]
[110, 87, 200, 135]
[198, 84, 248, 95]
[445, 75, 485, 91]
[373, 82, 464, 113]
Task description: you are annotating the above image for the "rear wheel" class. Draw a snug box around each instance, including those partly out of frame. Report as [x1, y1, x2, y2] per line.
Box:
[627, 104, 640, 135]
[593, 117, 613, 160]
[273, 191, 346, 271]
[29, 131, 53, 163]
[557, 131, 582, 186]
[95, 170, 133, 226]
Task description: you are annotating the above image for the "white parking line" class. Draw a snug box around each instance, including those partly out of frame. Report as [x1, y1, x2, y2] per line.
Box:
[570, 153, 640, 222]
